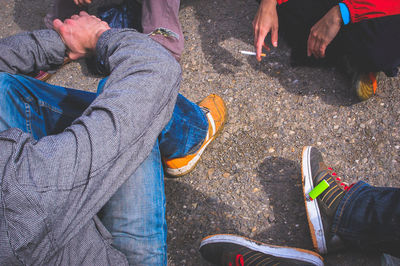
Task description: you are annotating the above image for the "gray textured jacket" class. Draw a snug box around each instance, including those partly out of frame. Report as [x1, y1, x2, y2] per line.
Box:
[0, 29, 180, 265]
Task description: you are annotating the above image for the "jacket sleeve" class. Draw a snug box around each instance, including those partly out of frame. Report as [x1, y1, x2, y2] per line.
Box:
[275, 0, 400, 23]
[341, 0, 400, 23]
[6, 29, 181, 247]
[0, 30, 65, 74]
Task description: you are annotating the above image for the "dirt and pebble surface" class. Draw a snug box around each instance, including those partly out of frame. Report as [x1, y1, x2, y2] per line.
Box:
[2, 0, 399, 265]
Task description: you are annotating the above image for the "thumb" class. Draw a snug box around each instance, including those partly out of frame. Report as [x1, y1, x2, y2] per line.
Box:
[68, 51, 82, 61]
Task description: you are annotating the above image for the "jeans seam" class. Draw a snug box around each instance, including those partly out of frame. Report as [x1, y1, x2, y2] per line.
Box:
[157, 145, 167, 265]
[38, 100, 63, 114]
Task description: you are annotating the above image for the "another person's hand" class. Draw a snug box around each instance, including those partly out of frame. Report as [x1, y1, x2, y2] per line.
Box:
[252, 0, 278, 61]
[74, 0, 92, 6]
[307, 5, 342, 58]
[53, 11, 110, 60]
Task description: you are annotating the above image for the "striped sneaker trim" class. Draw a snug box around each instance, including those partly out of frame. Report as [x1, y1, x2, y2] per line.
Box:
[200, 234, 324, 266]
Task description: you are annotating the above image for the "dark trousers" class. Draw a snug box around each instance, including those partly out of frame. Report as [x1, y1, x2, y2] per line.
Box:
[277, 0, 400, 76]
[332, 181, 400, 257]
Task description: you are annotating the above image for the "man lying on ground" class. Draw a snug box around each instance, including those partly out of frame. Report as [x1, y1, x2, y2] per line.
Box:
[0, 11, 227, 265]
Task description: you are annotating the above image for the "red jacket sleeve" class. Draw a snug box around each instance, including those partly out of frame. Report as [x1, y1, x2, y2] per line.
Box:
[276, 0, 400, 23]
[338, 0, 400, 23]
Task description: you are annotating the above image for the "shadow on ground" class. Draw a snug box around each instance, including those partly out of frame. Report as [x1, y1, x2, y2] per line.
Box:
[182, 0, 360, 106]
[165, 157, 381, 265]
[13, 0, 52, 31]
[256, 156, 381, 266]
[165, 179, 240, 265]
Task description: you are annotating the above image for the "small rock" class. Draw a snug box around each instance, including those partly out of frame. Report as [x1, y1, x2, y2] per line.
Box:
[223, 172, 230, 178]
[208, 168, 215, 178]
[268, 213, 276, 223]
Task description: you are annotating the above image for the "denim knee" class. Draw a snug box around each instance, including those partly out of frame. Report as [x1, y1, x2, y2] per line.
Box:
[0, 72, 17, 92]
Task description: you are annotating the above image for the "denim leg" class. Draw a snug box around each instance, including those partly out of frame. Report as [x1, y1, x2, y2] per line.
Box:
[97, 78, 208, 160]
[158, 93, 208, 159]
[0, 72, 96, 139]
[332, 181, 400, 257]
[0, 73, 167, 264]
[98, 141, 167, 266]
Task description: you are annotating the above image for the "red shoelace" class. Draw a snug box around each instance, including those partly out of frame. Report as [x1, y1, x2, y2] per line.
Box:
[328, 167, 353, 191]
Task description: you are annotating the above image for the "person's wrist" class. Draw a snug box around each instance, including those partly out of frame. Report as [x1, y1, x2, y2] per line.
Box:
[261, 0, 277, 5]
[89, 27, 110, 53]
[331, 5, 343, 26]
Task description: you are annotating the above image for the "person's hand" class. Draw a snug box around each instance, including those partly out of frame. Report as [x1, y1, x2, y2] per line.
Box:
[53, 11, 110, 60]
[252, 0, 278, 61]
[74, 0, 92, 7]
[307, 5, 342, 59]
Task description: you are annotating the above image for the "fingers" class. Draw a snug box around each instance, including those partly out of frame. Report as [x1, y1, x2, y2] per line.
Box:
[262, 43, 271, 52]
[307, 32, 314, 57]
[307, 31, 327, 58]
[255, 31, 267, 62]
[74, 0, 92, 6]
[79, 11, 90, 16]
[271, 26, 278, 48]
[100, 21, 109, 28]
[253, 21, 269, 61]
[319, 42, 327, 58]
[68, 51, 82, 61]
[52, 19, 64, 32]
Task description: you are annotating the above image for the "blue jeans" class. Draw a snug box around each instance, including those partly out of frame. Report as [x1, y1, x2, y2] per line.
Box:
[332, 181, 400, 257]
[0, 73, 208, 265]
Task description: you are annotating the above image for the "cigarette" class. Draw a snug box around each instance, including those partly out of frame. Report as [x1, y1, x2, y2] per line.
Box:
[240, 50, 266, 57]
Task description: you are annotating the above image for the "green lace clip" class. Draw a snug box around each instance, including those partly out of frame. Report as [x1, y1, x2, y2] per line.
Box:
[306, 180, 329, 201]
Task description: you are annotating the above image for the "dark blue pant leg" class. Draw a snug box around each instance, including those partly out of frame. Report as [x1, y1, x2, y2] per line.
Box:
[158, 94, 208, 159]
[98, 78, 209, 159]
[332, 181, 400, 257]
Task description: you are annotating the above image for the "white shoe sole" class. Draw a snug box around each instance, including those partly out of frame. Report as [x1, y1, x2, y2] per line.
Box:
[165, 134, 215, 176]
[302, 146, 327, 254]
[200, 234, 324, 266]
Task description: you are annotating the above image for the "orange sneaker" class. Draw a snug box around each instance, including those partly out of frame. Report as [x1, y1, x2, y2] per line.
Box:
[163, 94, 227, 177]
[355, 72, 378, 101]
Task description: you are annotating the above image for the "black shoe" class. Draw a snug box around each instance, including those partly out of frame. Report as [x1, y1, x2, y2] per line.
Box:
[199, 234, 323, 265]
[301, 146, 348, 254]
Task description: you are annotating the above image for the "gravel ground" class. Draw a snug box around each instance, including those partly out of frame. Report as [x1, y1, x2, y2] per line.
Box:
[1, 0, 399, 265]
